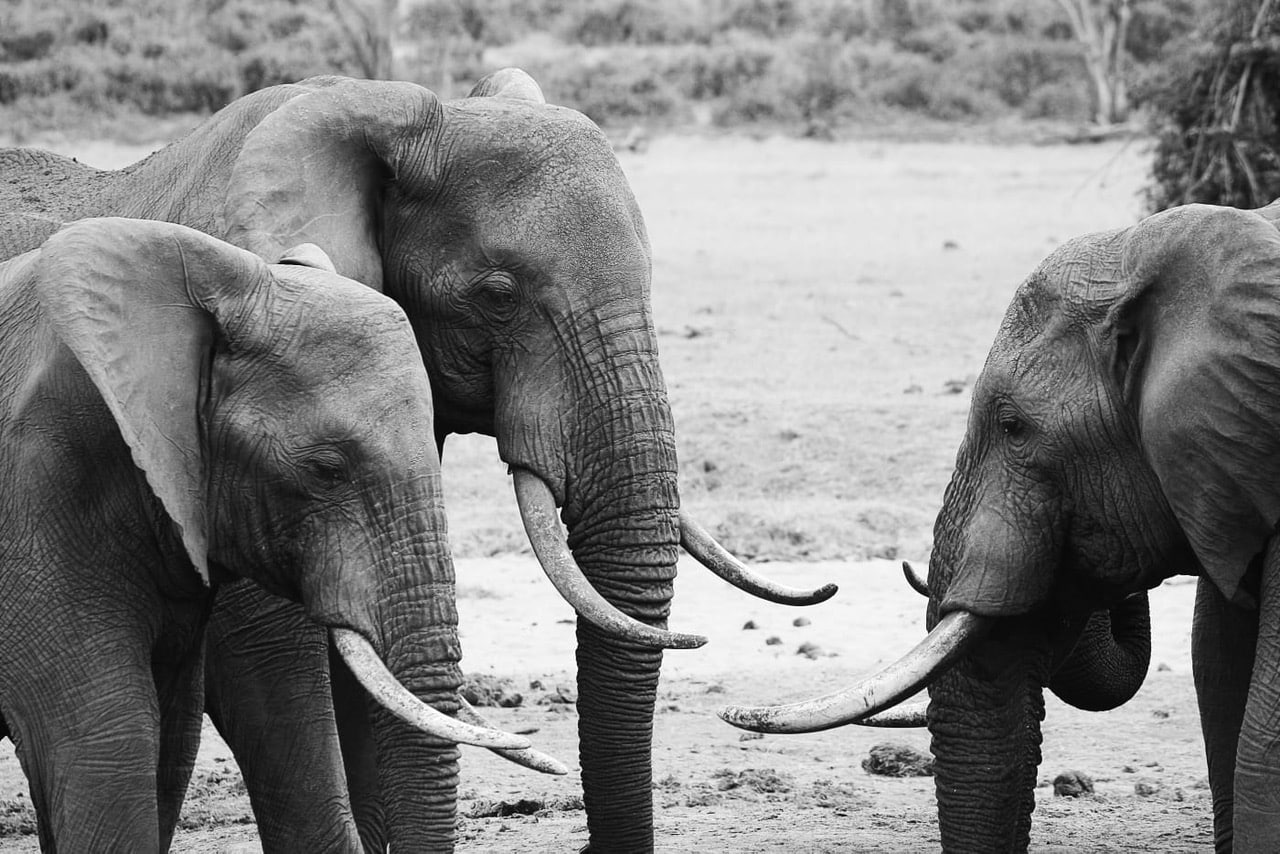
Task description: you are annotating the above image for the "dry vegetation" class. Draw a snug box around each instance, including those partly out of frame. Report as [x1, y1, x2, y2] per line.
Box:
[0, 0, 1200, 142]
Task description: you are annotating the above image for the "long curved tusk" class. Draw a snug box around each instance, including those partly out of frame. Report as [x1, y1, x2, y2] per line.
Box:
[679, 511, 838, 605]
[853, 699, 929, 728]
[332, 629, 530, 750]
[456, 698, 569, 775]
[718, 610, 991, 733]
[902, 561, 930, 597]
[512, 468, 708, 650]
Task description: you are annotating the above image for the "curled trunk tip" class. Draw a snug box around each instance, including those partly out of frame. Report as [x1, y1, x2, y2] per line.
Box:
[680, 511, 838, 605]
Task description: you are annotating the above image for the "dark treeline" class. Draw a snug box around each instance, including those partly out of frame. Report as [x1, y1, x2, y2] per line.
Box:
[0, 0, 1203, 139]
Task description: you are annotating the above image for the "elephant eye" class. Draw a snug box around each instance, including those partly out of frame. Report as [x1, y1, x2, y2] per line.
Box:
[997, 409, 1027, 442]
[475, 274, 520, 321]
[302, 448, 350, 487]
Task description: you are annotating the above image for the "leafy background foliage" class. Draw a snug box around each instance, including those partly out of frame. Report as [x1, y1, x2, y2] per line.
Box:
[0, 0, 1198, 141]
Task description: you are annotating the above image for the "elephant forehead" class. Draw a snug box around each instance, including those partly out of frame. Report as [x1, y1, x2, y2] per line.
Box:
[251, 267, 428, 382]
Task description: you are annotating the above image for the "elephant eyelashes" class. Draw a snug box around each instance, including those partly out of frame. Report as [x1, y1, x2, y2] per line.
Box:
[474, 274, 520, 321]
[302, 449, 351, 487]
[996, 404, 1029, 443]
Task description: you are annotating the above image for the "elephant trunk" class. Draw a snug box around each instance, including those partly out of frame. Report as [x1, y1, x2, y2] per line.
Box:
[928, 651, 1049, 852]
[362, 514, 465, 852]
[925, 486, 1051, 853]
[561, 346, 682, 852]
[1048, 592, 1151, 711]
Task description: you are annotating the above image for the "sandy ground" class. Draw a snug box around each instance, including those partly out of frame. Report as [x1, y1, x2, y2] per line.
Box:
[0, 134, 1216, 851]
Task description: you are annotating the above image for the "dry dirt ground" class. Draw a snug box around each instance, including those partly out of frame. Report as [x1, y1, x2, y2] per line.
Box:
[0, 135, 1214, 851]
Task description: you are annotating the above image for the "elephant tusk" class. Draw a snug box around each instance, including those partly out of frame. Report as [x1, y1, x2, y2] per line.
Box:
[852, 699, 929, 728]
[718, 610, 991, 733]
[902, 561, 931, 597]
[456, 698, 570, 776]
[512, 468, 708, 650]
[679, 512, 838, 605]
[331, 629, 531, 750]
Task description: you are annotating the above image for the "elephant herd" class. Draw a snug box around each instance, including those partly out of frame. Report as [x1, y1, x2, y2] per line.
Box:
[0, 67, 1277, 852]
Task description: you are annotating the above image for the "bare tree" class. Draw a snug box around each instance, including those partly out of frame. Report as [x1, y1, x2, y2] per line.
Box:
[1053, 0, 1133, 124]
[326, 0, 400, 80]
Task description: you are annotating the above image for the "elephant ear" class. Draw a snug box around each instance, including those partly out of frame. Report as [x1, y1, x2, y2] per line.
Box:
[224, 79, 442, 291]
[277, 242, 337, 272]
[33, 217, 272, 584]
[1109, 204, 1280, 607]
[465, 67, 546, 102]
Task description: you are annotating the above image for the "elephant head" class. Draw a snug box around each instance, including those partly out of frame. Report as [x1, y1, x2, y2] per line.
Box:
[202, 70, 835, 849]
[15, 217, 538, 846]
[719, 203, 1280, 849]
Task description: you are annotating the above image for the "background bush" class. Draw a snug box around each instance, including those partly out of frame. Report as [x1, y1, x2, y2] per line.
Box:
[0, 0, 1201, 139]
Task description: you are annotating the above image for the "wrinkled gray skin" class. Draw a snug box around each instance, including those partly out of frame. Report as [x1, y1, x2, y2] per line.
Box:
[2, 73, 682, 851]
[0, 218, 459, 851]
[921, 202, 1280, 851]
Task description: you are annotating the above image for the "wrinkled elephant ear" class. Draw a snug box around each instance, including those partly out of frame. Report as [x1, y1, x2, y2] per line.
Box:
[224, 79, 443, 291]
[33, 217, 273, 583]
[277, 242, 337, 272]
[1108, 204, 1280, 607]
[466, 67, 546, 102]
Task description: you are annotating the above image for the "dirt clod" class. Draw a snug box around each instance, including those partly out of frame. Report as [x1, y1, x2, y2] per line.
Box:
[792, 616, 811, 627]
[714, 768, 794, 794]
[537, 684, 577, 705]
[461, 674, 523, 708]
[765, 635, 782, 645]
[1135, 780, 1161, 797]
[1053, 770, 1095, 797]
[464, 796, 584, 819]
[742, 620, 758, 630]
[796, 641, 822, 659]
[861, 743, 934, 777]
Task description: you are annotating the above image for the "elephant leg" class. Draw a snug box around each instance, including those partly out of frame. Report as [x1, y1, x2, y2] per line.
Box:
[204, 580, 362, 853]
[1235, 544, 1280, 850]
[1194, 575, 1257, 853]
[10, 660, 162, 851]
[156, 637, 207, 851]
[329, 644, 387, 853]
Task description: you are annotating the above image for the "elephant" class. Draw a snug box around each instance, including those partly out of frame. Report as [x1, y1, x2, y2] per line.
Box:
[1, 69, 835, 851]
[0, 216, 539, 851]
[718, 201, 1280, 851]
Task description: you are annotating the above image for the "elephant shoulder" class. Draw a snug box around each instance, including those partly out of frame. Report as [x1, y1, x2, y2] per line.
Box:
[0, 148, 99, 222]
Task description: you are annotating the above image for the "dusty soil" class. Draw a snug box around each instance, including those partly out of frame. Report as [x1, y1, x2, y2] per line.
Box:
[0, 135, 1214, 851]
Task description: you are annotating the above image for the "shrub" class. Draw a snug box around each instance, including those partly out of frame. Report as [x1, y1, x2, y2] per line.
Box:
[1144, 0, 1280, 212]
[956, 37, 1084, 109]
[681, 38, 774, 100]
[560, 0, 705, 46]
[530, 51, 688, 126]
